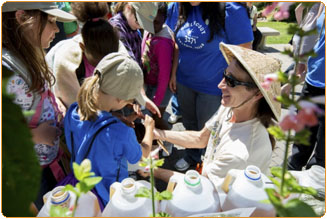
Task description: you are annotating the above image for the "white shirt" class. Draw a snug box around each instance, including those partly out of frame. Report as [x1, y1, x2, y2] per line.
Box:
[202, 106, 272, 190]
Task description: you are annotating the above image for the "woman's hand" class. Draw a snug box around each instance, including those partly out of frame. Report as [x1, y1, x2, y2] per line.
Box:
[31, 120, 60, 146]
[144, 95, 161, 118]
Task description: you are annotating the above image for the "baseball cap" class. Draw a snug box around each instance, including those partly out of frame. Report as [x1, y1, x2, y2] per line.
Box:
[2, 2, 76, 22]
[130, 2, 158, 34]
[95, 53, 145, 106]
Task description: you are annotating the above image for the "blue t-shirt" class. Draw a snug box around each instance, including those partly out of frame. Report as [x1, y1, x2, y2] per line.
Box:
[306, 9, 325, 88]
[165, 2, 179, 31]
[64, 102, 142, 205]
[176, 3, 253, 95]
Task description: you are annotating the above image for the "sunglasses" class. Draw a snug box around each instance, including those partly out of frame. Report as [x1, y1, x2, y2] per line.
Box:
[223, 70, 256, 88]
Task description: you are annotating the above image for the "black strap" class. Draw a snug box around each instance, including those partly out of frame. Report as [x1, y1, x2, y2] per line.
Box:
[70, 120, 117, 163]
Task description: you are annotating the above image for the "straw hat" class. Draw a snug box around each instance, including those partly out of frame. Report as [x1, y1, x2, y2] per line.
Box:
[219, 42, 281, 121]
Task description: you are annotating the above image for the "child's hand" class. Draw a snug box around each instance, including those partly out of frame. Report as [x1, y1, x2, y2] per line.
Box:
[31, 120, 60, 146]
[143, 114, 154, 130]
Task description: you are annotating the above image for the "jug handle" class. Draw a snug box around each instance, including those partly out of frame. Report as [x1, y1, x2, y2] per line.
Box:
[221, 173, 233, 193]
[221, 169, 238, 193]
[166, 175, 178, 193]
[109, 182, 119, 200]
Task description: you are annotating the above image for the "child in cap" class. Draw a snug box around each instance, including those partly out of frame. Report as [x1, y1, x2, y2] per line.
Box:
[2, 2, 76, 210]
[64, 53, 154, 207]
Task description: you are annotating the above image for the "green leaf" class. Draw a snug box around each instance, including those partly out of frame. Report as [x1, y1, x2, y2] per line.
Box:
[268, 126, 286, 140]
[78, 181, 92, 194]
[268, 176, 281, 188]
[2, 66, 41, 217]
[135, 187, 151, 199]
[270, 166, 283, 178]
[154, 191, 162, 200]
[159, 191, 173, 200]
[73, 162, 83, 181]
[155, 212, 171, 217]
[64, 184, 77, 195]
[275, 94, 295, 108]
[83, 177, 102, 188]
[139, 161, 148, 167]
[293, 129, 311, 145]
[277, 70, 288, 84]
[154, 159, 165, 167]
[265, 188, 282, 207]
[49, 205, 72, 217]
[281, 199, 317, 217]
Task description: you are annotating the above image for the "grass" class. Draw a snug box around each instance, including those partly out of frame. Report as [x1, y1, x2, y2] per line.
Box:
[257, 21, 294, 44]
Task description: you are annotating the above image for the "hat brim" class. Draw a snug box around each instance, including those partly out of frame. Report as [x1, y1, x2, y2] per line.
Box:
[135, 12, 155, 34]
[219, 42, 281, 121]
[40, 8, 76, 22]
[135, 92, 146, 106]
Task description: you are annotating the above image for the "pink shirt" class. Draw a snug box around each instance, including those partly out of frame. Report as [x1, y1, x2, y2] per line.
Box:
[142, 25, 174, 106]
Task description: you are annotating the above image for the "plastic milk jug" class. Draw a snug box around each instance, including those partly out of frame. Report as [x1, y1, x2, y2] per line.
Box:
[221, 165, 275, 217]
[102, 178, 158, 217]
[289, 165, 325, 190]
[37, 186, 101, 217]
[163, 170, 220, 217]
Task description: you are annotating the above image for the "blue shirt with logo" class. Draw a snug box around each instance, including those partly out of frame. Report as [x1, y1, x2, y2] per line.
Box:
[176, 3, 253, 95]
[306, 8, 325, 88]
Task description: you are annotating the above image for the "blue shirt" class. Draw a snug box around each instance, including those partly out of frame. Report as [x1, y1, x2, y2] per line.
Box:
[306, 9, 325, 88]
[165, 2, 179, 31]
[64, 102, 142, 205]
[176, 3, 253, 95]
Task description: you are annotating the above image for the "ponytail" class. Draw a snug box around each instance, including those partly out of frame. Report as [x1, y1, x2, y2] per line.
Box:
[77, 73, 101, 121]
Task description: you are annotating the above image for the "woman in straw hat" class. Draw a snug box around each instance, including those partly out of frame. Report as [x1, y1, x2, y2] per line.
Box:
[2, 2, 76, 210]
[149, 43, 281, 189]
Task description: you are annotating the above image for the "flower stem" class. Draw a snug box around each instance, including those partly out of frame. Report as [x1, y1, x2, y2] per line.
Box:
[72, 194, 79, 217]
[280, 130, 291, 197]
[150, 158, 156, 217]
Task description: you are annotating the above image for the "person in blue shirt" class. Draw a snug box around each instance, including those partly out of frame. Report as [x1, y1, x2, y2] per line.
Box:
[170, 2, 253, 171]
[64, 53, 154, 207]
[287, 5, 325, 170]
[166, 2, 183, 125]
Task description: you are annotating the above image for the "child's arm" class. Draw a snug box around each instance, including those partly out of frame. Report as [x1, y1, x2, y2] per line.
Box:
[140, 115, 154, 158]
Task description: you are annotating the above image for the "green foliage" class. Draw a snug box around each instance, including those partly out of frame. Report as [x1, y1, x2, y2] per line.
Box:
[50, 159, 102, 217]
[267, 126, 286, 141]
[293, 129, 311, 145]
[135, 188, 172, 201]
[154, 212, 171, 217]
[2, 66, 41, 216]
[266, 167, 318, 217]
[136, 154, 172, 217]
[264, 4, 321, 217]
[49, 205, 72, 217]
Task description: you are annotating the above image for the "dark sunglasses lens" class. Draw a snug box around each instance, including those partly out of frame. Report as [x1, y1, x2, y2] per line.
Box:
[224, 75, 235, 87]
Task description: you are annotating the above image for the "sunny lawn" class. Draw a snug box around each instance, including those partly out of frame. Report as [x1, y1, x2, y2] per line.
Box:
[257, 21, 294, 44]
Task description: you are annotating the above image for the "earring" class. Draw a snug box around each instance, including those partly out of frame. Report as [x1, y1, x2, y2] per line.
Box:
[205, 19, 209, 26]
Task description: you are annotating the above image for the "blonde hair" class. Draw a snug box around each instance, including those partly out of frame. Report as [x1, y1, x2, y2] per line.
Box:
[77, 73, 101, 121]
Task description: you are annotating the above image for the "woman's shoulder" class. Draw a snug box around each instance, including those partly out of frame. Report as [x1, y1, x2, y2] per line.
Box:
[225, 2, 247, 11]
